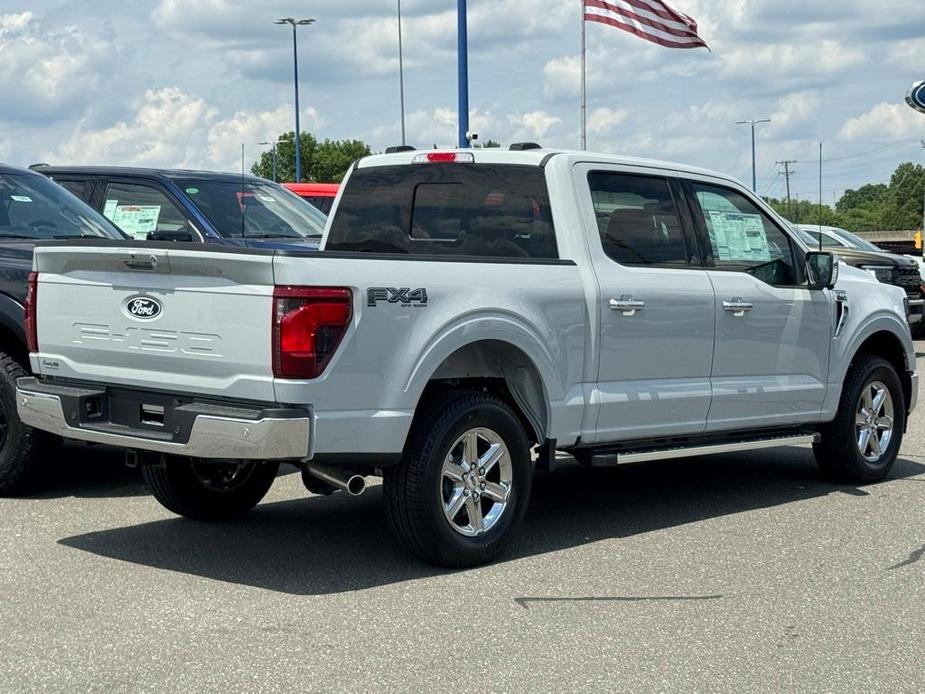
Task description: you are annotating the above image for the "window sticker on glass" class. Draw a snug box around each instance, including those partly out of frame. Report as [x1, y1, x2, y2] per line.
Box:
[109, 204, 162, 240]
[103, 199, 118, 218]
[10, 195, 33, 203]
[706, 210, 770, 262]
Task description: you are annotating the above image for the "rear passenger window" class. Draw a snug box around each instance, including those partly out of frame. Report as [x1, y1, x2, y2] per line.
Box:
[588, 173, 690, 267]
[103, 182, 189, 240]
[53, 179, 90, 202]
[326, 164, 558, 259]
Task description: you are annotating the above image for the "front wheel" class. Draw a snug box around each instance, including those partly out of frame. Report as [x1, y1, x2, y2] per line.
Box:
[814, 355, 905, 483]
[384, 392, 533, 568]
[141, 458, 279, 521]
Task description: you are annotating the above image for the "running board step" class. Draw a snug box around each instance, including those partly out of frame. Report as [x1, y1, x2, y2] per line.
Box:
[588, 433, 820, 467]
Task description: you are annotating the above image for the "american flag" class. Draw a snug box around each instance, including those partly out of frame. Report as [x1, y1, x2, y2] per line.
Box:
[584, 0, 709, 50]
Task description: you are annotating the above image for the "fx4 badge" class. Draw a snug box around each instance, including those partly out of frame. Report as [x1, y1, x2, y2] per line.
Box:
[367, 287, 428, 308]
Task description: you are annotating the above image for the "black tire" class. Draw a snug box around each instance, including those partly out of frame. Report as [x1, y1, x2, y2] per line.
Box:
[384, 391, 533, 568]
[813, 355, 905, 484]
[141, 458, 279, 521]
[0, 352, 41, 496]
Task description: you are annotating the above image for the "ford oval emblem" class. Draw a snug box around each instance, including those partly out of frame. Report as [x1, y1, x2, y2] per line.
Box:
[907, 80, 925, 115]
[125, 295, 162, 320]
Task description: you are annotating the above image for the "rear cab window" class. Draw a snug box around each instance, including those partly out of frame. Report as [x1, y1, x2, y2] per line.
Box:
[326, 164, 558, 259]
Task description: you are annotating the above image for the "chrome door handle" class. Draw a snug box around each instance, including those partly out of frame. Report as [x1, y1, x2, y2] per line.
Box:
[723, 299, 754, 317]
[610, 297, 646, 316]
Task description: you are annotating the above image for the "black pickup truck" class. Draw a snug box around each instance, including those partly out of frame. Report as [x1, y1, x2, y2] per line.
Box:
[0, 164, 126, 493]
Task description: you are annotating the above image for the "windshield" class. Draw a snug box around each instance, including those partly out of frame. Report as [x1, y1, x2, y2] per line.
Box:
[832, 229, 881, 252]
[0, 172, 125, 239]
[797, 229, 844, 248]
[177, 179, 326, 239]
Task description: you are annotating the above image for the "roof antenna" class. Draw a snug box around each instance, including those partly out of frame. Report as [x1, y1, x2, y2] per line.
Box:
[241, 142, 246, 239]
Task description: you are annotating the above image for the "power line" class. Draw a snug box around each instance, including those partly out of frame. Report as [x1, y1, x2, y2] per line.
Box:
[776, 159, 797, 218]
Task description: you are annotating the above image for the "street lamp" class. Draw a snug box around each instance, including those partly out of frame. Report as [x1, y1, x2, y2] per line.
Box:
[736, 118, 771, 192]
[276, 17, 315, 183]
[258, 140, 278, 182]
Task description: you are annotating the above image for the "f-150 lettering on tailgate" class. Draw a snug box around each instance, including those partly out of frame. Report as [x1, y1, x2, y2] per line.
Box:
[73, 323, 223, 357]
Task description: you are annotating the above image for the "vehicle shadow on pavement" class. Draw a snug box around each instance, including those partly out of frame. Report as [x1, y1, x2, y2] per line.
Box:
[30, 444, 147, 499]
[57, 448, 925, 595]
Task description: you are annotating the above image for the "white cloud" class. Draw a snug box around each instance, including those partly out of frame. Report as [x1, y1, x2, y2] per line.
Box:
[399, 107, 497, 149]
[887, 38, 925, 70]
[45, 88, 320, 171]
[508, 111, 562, 141]
[837, 102, 925, 143]
[768, 91, 822, 137]
[719, 40, 865, 81]
[587, 108, 628, 137]
[0, 11, 110, 122]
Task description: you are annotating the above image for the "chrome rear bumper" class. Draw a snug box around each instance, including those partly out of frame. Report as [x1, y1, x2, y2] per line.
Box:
[16, 378, 310, 460]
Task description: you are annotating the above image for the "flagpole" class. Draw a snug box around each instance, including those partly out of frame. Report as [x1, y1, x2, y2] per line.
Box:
[580, 0, 587, 150]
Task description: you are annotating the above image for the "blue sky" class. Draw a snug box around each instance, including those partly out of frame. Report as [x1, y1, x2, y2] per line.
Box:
[1, 0, 924, 200]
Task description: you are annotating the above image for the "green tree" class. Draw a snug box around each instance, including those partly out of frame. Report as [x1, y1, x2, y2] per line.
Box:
[764, 197, 839, 226]
[879, 162, 925, 231]
[252, 131, 371, 183]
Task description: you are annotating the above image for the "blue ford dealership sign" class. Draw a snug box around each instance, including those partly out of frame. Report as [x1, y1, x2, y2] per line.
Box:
[907, 81, 925, 114]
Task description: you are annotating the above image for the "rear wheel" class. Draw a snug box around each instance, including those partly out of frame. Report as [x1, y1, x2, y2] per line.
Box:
[384, 392, 533, 568]
[142, 458, 279, 521]
[0, 352, 42, 496]
[814, 355, 904, 483]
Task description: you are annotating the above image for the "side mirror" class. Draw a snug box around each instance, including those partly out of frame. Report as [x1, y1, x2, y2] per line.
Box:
[807, 251, 838, 290]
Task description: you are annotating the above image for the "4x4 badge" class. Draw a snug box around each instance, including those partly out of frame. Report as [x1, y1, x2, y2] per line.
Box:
[367, 287, 428, 307]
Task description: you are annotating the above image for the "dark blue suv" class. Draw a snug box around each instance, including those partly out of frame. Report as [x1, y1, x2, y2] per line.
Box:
[33, 166, 325, 250]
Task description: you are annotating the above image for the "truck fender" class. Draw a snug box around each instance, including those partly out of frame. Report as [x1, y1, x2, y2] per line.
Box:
[822, 311, 915, 419]
[402, 312, 565, 441]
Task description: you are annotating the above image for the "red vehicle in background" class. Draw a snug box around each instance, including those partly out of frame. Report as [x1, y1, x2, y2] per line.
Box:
[284, 182, 340, 214]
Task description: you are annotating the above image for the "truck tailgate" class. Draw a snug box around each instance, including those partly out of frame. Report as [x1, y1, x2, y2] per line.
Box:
[32, 245, 277, 402]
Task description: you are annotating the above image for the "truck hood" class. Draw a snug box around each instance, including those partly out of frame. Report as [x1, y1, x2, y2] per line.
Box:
[826, 246, 918, 268]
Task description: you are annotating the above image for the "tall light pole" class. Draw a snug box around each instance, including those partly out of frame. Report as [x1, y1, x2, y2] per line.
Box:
[397, 0, 406, 146]
[276, 17, 315, 183]
[457, 0, 469, 148]
[736, 118, 771, 192]
[258, 141, 278, 182]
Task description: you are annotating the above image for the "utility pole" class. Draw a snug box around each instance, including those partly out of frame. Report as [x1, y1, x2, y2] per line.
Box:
[736, 119, 771, 192]
[776, 159, 797, 219]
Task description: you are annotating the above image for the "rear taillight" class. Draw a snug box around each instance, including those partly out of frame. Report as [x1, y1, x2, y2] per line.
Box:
[25, 271, 38, 353]
[272, 287, 352, 379]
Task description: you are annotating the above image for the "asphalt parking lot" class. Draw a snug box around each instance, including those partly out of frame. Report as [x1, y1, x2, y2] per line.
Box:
[2, 343, 924, 693]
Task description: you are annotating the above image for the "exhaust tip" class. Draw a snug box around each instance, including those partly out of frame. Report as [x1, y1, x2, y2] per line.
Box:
[346, 475, 366, 496]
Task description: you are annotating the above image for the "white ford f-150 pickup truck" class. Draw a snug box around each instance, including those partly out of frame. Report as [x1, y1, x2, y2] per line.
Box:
[16, 147, 918, 567]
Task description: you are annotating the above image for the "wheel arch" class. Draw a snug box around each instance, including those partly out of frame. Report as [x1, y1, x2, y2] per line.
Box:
[851, 329, 913, 414]
[407, 330, 560, 447]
